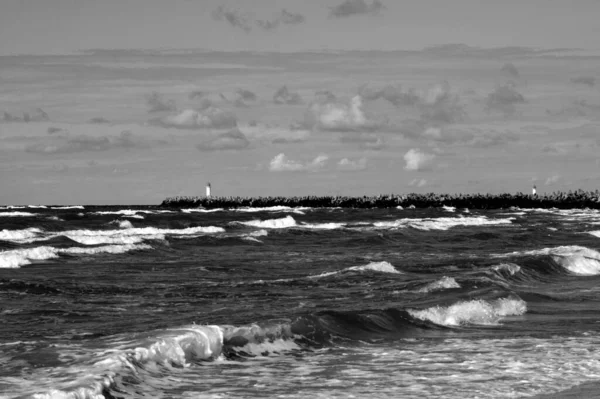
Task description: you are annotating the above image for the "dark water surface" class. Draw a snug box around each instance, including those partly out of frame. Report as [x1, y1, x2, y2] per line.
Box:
[2, 205, 600, 398]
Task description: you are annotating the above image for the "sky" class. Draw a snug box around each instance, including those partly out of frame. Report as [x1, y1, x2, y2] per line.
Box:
[1, 0, 600, 205]
[1, 0, 600, 55]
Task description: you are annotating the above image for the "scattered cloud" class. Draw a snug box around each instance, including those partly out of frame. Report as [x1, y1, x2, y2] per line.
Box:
[304, 95, 383, 132]
[570, 76, 596, 87]
[409, 178, 427, 187]
[404, 148, 435, 171]
[88, 117, 111, 124]
[47, 127, 66, 135]
[269, 153, 328, 172]
[212, 6, 252, 32]
[358, 84, 419, 107]
[146, 92, 176, 113]
[419, 82, 466, 124]
[330, 0, 384, 18]
[500, 63, 520, 78]
[468, 129, 519, 148]
[273, 86, 303, 105]
[24, 131, 152, 154]
[546, 99, 600, 118]
[545, 174, 562, 186]
[213, 6, 305, 32]
[337, 157, 367, 171]
[196, 128, 250, 151]
[485, 83, 525, 115]
[154, 107, 237, 130]
[1, 108, 49, 123]
[257, 9, 306, 30]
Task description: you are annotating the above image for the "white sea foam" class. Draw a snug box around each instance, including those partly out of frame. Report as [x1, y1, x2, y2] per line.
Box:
[300, 222, 346, 230]
[0, 243, 152, 268]
[0, 246, 60, 268]
[235, 206, 308, 215]
[92, 210, 174, 216]
[51, 206, 85, 210]
[499, 245, 600, 276]
[31, 325, 223, 399]
[241, 229, 268, 243]
[181, 208, 224, 213]
[0, 225, 225, 245]
[408, 297, 527, 326]
[0, 227, 43, 241]
[240, 215, 297, 229]
[123, 214, 145, 219]
[492, 263, 521, 276]
[374, 216, 513, 231]
[347, 261, 400, 274]
[0, 211, 36, 217]
[418, 276, 460, 293]
[309, 261, 400, 279]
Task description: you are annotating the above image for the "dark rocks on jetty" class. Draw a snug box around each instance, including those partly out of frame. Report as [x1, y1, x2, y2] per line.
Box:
[161, 190, 600, 210]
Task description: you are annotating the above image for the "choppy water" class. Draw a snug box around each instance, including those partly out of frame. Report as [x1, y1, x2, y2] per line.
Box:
[2, 205, 600, 398]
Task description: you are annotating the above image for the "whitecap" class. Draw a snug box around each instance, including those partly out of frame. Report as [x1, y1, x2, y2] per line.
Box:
[418, 276, 460, 293]
[240, 215, 296, 229]
[408, 297, 527, 326]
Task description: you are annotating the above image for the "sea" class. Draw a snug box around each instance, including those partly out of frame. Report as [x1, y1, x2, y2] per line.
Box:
[2, 204, 600, 398]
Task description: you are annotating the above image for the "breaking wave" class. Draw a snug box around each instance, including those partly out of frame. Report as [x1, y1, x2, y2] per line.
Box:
[408, 297, 527, 326]
[0, 243, 152, 268]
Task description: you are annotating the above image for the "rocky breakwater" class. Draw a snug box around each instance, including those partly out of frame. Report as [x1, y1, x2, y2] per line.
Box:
[161, 190, 600, 210]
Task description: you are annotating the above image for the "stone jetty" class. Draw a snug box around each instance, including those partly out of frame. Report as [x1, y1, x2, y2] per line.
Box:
[161, 190, 600, 210]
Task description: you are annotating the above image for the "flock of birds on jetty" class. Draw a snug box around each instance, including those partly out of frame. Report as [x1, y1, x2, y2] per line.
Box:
[161, 190, 600, 210]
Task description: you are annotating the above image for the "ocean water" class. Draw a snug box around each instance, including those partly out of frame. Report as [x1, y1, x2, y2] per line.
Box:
[3, 205, 600, 398]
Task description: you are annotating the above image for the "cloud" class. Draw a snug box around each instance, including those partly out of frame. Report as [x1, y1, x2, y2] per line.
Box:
[1, 108, 49, 123]
[279, 9, 306, 25]
[339, 132, 385, 149]
[212, 6, 252, 32]
[545, 174, 562, 186]
[154, 107, 237, 130]
[409, 178, 427, 187]
[500, 63, 520, 78]
[269, 153, 328, 172]
[546, 99, 600, 118]
[146, 92, 176, 113]
[196, 128, 250, 151]
[358, 84, 420, 107]
[485, 84, 526, 115]
[469, 129, 519, 148]
[257, 9, 306, 30]
[213, 6, 305, 32]
[419, 82, 466, 124]
[304, 95, 383, 132]
[570, 76, 596, 87]
[24, 131, 151, 154]
[273, 85, 303, 105]
[330, 0, 384, 18]
[337, 157, 367, 171]
[403, 148, 435, 171]
[88, 117, 110, 124]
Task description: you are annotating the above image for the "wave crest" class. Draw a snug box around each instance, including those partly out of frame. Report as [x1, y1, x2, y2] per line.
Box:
[408, 297, 527, 326]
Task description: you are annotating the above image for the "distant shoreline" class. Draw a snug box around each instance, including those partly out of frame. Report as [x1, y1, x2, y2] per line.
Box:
[161, 191, 600, 210]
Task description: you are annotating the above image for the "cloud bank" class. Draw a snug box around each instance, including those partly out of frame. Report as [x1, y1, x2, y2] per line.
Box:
[485, 84, 526, 115]
[330, 0, 384, 18]
[146, 92, 176, 113]
[269, 153, 328, 172]
[155, 107, 237, 130]
[196, 128, 250, 151]
[304, 95, 383, 132]
[404, 148, 435, 171]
